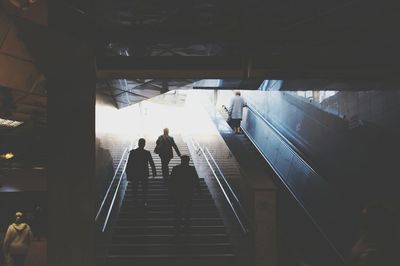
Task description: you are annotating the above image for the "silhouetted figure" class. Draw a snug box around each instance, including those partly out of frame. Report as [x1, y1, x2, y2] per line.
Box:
[3, 212, 33, 266]
[155, 128, 181, 182]
[350, 204, 399, 266]
[169, 155, 201, 235]
[126, 138, 156, 206]
[228, 91, 247, 134]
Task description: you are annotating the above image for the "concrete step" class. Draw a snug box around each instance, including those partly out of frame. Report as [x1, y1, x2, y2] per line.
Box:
[116, 218, 224, 226]
[123, 194, 211, 199]
[123, 198, 214, 204]
[127, 182, 208, 186]
[107, 253, 237, 266]
[109, 243, 233, 255]
[118, 210, 221, 219]
[112, 234, 230, 244]
[113, 225, 227, 234]
[120, 205, 219, 212]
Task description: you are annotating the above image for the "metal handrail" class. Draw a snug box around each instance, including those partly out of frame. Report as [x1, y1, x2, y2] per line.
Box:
[190, 137, 248, 234]
[205, 147, 244, 210]
[243, 104, 345, 263]
[95, 147, 129, 222]
[245, 103, 313, 168]
[102, 151, 129, 232]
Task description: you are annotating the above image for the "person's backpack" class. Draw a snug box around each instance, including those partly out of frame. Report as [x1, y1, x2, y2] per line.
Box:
[154, 136, 167, 154]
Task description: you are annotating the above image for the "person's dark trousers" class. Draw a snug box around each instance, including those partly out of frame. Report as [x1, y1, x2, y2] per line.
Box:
[11, 254, 27, 266]
[131, 178, 148, 204]
[160, 157, 171, 182]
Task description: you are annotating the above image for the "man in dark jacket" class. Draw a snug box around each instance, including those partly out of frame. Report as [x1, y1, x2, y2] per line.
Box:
[155, 128, 181, 182]
[126, 138, 156, 206]
[169, 155, 201, 234]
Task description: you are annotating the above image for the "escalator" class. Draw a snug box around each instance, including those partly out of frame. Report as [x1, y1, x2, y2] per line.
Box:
[216, 104, 351, 265]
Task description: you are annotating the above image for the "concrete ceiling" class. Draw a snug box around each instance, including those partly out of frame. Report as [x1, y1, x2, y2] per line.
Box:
[1, 0, 400, 131]
[92, 0, 400, 79]
[97, 79, 196, 108]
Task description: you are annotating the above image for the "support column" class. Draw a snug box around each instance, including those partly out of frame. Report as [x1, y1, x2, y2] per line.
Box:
[47, 35, 95, 266]
[14, 6, 96, 264]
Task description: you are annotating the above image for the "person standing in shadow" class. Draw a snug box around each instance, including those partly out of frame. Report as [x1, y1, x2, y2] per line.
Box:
[169, 155, 201, 236]
[126, 138, 156, 207]
[228, 91, 247, 134]
[3, 212, 33, 266]
[154, 128, 181, 183]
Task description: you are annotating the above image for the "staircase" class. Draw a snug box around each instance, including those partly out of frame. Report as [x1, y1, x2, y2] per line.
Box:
[106, 138, 236, 266]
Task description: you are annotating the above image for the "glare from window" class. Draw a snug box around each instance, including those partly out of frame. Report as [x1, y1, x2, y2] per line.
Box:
[296, 91, 338, 103]
[96, 90, 218, 144]
[193, 79, 221, 88]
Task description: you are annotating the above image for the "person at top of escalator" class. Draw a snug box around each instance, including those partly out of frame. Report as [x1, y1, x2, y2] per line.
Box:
[228, 91, 247, 134]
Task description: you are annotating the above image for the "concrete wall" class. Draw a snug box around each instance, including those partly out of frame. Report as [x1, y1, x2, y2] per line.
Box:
[321, 91, 400, 131]
[241, 91, 348, 165]
[241, 90, 400, 209]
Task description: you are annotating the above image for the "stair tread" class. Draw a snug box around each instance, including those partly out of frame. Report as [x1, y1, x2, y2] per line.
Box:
[113, 233, 228, 237]
[115, 225, 225, 228]
[108, 254, 235, 258]
[111, 243, 232, 247]
[117, 218, 222, 221]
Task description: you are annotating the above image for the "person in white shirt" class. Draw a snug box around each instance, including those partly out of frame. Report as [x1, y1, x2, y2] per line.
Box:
[3, 212, 33, 266]
[228, 91, 247, 134]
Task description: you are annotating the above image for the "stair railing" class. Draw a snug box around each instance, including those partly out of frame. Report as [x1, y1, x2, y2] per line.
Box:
[190, 137, 250, 235]
[95, 146, 130, 232]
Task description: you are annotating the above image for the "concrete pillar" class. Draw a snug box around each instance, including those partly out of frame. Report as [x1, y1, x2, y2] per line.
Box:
[14, 9, 96, 265]
[47, 46, 95, 266]
[46, 31, 95, 266]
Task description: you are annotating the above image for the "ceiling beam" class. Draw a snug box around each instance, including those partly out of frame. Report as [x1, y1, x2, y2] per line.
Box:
[96, 55, 400, 80]
[15, 102, 46, 109]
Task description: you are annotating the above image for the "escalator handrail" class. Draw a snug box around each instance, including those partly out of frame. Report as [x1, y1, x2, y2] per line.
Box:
[190, 137, 249, 234]
[245, 103, 315, 172]
[243, 104, 345, 263]
[95, 147, 129, 222]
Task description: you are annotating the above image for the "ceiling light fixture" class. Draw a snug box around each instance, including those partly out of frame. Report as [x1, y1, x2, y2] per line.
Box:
[0, 118, 23, 128]
[0, 153, 15, 160]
